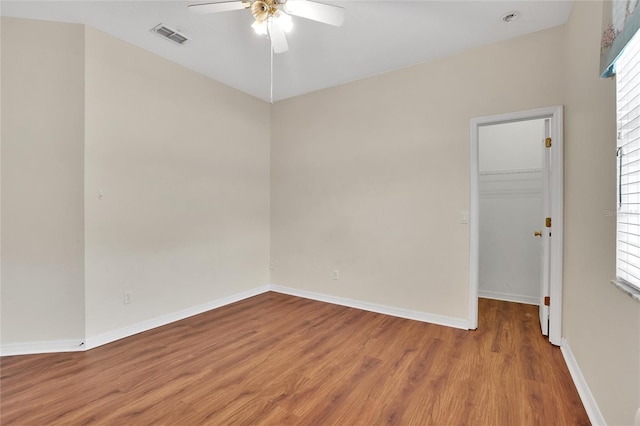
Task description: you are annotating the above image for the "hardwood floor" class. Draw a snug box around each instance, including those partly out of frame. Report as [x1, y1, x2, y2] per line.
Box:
[1, 293, 589, 425]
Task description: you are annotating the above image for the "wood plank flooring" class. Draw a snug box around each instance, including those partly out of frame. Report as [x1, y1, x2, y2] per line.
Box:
[1, 293, 589, 425]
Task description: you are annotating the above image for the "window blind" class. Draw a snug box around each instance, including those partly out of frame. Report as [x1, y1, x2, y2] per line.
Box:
[617, 31, 640, 289]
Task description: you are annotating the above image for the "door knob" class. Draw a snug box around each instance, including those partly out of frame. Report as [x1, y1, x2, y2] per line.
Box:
[534, 231, 542, 237]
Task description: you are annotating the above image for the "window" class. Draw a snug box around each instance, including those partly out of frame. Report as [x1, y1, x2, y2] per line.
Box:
[616, 31, 640, 290]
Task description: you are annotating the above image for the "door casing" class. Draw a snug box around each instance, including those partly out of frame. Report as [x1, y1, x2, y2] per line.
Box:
[469, 105, 564, 346]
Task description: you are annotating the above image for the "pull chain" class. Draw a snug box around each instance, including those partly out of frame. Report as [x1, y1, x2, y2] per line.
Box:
[269, 19, 274, 104]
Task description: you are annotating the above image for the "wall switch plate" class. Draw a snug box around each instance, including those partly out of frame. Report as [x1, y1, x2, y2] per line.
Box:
[460, 211, 469, 224]
[124, 291, 133, 304]
[333, 270, 340, 280]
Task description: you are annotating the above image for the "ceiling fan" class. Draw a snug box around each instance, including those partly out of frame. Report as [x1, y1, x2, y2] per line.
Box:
[188, 0, 345, 53]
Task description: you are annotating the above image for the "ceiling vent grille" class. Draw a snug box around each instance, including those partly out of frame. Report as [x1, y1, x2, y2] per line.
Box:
[151, 24, 189, 45]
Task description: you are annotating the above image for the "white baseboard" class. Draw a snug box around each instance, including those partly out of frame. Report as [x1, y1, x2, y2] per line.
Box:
[4, 284, 472, 356]
[561, 338, 606, 426]
[1, 339, 85, 357]
[84, 285, 270, 350]
[479, 289, 538, 306]
[270, 284, 470, 330]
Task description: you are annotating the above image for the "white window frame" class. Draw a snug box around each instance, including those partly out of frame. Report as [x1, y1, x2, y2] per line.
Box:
[616, 31, 640, 294]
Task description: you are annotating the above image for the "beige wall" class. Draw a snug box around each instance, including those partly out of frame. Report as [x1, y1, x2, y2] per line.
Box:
[271, 26, 565, 319]
[1, 18, 271, 346]
[563, 1, 640, 424]
[83, 27, 271, 339]
[1, 18, 85, 344]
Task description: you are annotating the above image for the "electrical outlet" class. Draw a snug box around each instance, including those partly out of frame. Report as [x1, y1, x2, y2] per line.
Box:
[333, 270, 340, 280]
[124, 291, 133, 304]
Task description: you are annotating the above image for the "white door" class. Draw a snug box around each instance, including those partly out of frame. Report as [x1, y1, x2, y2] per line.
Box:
[538, 118, 551, 336]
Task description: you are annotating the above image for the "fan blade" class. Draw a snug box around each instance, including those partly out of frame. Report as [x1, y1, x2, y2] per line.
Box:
[268, 19, 289, 54]
[188, 1, 249, 14]
[284, 0, 345, 27]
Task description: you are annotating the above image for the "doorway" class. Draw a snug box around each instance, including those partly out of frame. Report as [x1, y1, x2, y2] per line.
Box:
[469, 106, 564, 346]
[478, 119, 545, 306]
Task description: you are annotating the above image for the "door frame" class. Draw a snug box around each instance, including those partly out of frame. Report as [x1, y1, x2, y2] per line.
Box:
[469, 105, 564, 346]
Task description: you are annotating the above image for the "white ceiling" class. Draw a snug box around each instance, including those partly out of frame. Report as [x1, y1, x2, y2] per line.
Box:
[2, 0, 573, 102]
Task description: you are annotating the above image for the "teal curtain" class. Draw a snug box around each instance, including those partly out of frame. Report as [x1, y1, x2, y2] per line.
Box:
[601, 0, 640, 77]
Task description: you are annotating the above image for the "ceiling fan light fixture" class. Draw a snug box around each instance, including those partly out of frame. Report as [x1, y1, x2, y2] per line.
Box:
[252, 19, 268, 35]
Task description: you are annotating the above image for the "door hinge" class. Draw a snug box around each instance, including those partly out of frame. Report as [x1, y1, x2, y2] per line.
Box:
[545, 137, 552, 148]
[545, 217, 551, 228]
[544, 296, 550, 306]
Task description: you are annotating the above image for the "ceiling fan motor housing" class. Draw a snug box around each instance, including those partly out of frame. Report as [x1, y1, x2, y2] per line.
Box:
[251, 0, 283, 23]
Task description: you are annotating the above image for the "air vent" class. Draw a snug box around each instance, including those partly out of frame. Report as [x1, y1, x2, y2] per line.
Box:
[151, 24, 189, 45]
[501, 11, 519, 23]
